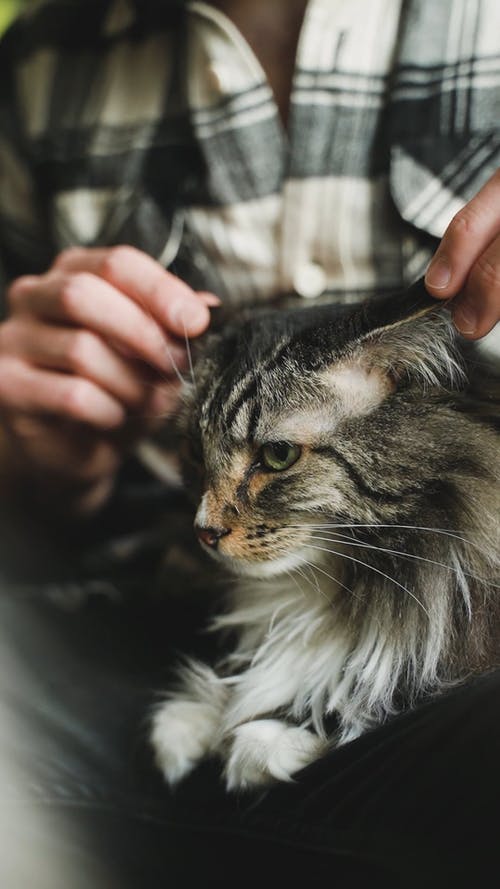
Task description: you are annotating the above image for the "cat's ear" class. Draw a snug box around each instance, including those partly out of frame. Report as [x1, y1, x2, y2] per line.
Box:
[315, 279, 465, 417]
[340, 278, 465, 390]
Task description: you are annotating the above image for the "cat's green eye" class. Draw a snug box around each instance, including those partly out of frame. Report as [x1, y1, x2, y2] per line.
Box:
[260, 441, 301, 472]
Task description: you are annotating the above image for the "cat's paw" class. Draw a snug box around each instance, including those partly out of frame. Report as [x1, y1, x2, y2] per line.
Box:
[151, 700, 220, 786]
[224, 719, 326, 791]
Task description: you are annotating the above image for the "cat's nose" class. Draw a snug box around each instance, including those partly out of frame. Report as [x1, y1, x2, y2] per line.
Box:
[195, 524, 231, 549]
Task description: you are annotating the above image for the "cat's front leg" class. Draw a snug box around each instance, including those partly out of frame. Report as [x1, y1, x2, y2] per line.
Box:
[151, 660, 227, 786]
[224, 720, 327, 791]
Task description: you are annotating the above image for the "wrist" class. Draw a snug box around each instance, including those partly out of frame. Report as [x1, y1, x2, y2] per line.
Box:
[0, 432, 117, 517]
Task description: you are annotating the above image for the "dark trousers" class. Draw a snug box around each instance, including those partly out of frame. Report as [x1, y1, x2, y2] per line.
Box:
[1, 588, 498, 889]
[0, 471, 498, 888]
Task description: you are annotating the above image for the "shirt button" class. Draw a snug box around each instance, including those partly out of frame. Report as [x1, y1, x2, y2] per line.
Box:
[293, 261, 327, 299]
[207, 62, 234, 95]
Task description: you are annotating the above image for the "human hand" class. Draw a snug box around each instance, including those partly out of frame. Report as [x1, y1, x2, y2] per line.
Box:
[0, 246, 217, 511]
[425, 169, 500, 339]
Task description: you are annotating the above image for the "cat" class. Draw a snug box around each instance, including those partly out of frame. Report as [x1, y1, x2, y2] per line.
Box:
[150, 278, 500, 791]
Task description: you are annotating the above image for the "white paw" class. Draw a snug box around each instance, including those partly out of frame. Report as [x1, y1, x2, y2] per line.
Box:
[151, 700, 220, 786]
[224, 720, 326, 791]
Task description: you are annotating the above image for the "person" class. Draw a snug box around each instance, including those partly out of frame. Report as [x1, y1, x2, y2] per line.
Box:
[0, 1, 499, 886]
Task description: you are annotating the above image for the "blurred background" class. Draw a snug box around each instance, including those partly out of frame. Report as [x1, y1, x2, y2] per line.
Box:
[0, 0, 37, 35]
[0, 8, 117, 885]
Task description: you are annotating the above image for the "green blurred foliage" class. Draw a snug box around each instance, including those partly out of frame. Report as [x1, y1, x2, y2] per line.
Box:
[0, 0, 33, 35]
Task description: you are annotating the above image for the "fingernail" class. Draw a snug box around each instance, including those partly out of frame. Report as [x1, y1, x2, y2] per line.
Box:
[425, 257, 452, 290]
[170, 300, 208, 334]
[198, 292, 222, 307]
[453, 301, 477, 336]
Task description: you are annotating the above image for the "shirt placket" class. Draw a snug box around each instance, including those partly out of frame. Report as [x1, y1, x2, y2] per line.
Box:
[281, 0, 406, 301]
[184, 2, 287, 304]
[280, 0, 351, 301]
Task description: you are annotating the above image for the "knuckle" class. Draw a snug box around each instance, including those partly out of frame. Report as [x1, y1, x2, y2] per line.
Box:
[59, 276, 85, 318]
[69, 270, 97, 290]
[5, 291, 16, 314]
[60, 378, 93, 420]
[6, 279, 30, 312]
[5, 283, 19, 310]
[52, 247, 84, 269]
[447, 208, 480, 241]
[65, 330, 96, 372]
[59, 281, 77, 316]
[101, 245, 139, 281]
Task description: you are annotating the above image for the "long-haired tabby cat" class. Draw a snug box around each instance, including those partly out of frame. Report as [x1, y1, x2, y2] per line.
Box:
[151, 279, 500, 791]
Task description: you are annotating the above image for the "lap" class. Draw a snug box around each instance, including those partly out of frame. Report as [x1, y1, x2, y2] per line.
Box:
[1, 586, 498, 889]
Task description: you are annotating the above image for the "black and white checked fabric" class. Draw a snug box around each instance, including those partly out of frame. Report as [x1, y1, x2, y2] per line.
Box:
[0, 0, 499, 308]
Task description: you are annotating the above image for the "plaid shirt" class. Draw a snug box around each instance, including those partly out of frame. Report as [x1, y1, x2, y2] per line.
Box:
[1, 0, 500, 312]
[0, 0, 499, 591]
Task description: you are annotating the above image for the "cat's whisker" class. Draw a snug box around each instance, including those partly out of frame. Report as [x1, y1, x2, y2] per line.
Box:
[294, 562, 324, 600]
[298, 557, 386, 635]
[305, 533, 500, 589]
[285, 568, 308, 600]
[182, 315, 197, 389]
[290, 521, 471, 537]
[302, 543, 431, 619]
[288, 522, 496, 557]
[296, 562, 322, 596]
[165, 341, 188, 387]
[293, 561, 337, 611]
[297, 556, 363, 605]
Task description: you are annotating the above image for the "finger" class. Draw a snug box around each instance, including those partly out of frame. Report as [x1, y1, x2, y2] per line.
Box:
[1, 319, 160, 407]
[56, 248, 221, 317]
[0, 358, 125, 428]
[425, 169, 500, 298]
[452, 236, 500, 338]
[51, 247, 111, 273]
[114, 382, 181, 427]
[10, 271, 184, 376]
[88, 246, 211, 337]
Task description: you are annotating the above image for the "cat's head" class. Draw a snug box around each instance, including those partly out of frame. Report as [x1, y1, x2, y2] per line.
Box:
[180, 280, 468, 578]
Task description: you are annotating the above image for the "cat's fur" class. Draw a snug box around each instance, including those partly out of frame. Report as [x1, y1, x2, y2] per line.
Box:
[151, 280, 500, 790]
